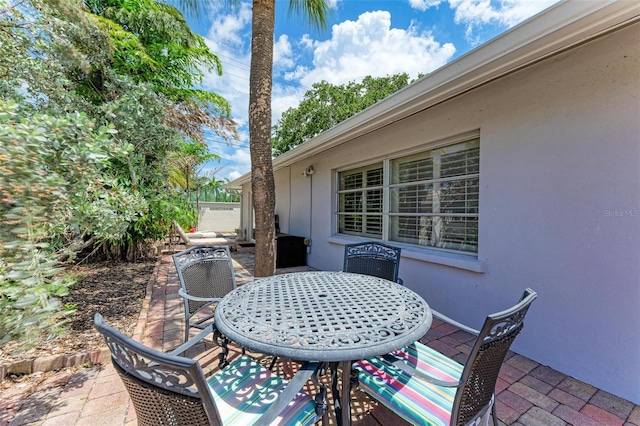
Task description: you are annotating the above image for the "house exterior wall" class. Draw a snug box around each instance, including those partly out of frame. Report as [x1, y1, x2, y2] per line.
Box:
[274, 165, 313, 238]
[240, 22, 640, 403]
[238, 188, 250, 240]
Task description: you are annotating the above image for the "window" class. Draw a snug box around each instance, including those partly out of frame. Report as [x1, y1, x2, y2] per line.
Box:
[336, 138, 479, 254]
[337, 163, 383, 238]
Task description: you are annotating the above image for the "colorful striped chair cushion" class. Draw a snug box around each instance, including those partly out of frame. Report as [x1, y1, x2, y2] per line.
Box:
[354, 342, 464, 426]
[207, 355, 318, 426]
[393, 342, 464, 383]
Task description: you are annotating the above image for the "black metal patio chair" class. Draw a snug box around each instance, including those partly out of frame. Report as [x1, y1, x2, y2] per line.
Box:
[94, 313, 323, 426]
[354, 288, 537, 426]
[172, 245, 249, 342]
[343, 241, 403, 284]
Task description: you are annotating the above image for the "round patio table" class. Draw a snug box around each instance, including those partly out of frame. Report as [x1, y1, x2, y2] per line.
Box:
[214, 271, 432, 426]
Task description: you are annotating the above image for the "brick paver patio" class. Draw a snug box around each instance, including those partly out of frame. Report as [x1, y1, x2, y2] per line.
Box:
[1, 251, 638, 426]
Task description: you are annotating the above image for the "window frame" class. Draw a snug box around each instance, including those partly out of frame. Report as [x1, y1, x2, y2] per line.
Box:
[336, 162, 385, 239]
[335, 134, 480, 256]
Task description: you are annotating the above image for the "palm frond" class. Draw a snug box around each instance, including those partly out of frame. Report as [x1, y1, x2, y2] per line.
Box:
[288, 0, 330, 30]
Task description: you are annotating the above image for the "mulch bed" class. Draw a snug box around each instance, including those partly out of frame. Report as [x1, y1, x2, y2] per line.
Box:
[0, 258, 157, 368]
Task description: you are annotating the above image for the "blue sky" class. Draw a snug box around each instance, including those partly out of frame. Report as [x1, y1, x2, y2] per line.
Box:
[175, 0, 560, 181]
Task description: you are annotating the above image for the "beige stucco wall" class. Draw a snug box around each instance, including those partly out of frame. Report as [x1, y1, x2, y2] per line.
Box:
[195, 202, 240, 233]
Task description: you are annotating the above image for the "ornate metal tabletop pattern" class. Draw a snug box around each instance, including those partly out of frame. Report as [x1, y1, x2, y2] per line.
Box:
[214, 271, 432, 362]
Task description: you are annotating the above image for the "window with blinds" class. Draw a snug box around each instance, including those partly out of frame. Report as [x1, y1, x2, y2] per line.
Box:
[336, 138, 479, 255]
[337, 163, 383, 238]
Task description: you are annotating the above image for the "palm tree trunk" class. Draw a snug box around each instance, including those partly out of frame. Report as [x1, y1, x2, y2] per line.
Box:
[249, 0, 277, 277]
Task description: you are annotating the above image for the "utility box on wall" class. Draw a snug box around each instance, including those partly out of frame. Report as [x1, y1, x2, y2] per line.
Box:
[275, 234, 306, 268]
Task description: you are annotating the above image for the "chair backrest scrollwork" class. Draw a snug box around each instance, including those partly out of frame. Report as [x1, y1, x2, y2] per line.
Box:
[94, 313, 222, 426]
[343, 241, 402, 283]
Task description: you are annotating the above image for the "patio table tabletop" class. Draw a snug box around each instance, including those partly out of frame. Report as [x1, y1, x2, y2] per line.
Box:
[214, 270, 433, 426]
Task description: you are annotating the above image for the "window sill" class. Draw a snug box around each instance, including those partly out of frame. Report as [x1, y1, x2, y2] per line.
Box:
[327, 236, 485, 273]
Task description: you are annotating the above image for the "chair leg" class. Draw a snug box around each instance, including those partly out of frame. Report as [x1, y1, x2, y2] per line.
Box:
[322, 412, 329, 426]
[268, 356, 278, 371]
[184, 311, 191, 343]
[311, 363, 329, 426]
[491, 397, 499, 426]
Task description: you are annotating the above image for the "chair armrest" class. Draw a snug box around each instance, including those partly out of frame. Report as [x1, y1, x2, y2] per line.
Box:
[430, 308, 480, 336]
[258, 361, 320, 424]
[381, 354, 462, 388]
[177, 288, 222, 303]
[169, 324, 216, 356]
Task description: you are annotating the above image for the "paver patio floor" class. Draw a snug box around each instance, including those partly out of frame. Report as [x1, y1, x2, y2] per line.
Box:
[2, 251, 638, 426]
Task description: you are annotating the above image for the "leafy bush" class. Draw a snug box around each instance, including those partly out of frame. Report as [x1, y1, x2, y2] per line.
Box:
[0, 100, 143, 346]
[0, 0, 234, 347]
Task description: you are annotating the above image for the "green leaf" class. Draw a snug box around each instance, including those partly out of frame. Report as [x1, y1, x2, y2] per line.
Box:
[13, 295, 39, 308]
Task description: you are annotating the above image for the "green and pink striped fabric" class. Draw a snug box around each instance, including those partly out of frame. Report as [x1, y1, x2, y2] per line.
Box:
[392, 342, 464, 382]
[207, 355, 318, 426]
[354, 342, 464, 426]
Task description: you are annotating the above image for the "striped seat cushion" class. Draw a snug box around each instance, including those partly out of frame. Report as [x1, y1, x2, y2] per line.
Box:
[207, 355, 318, 426]
[354, 342, 464, 426]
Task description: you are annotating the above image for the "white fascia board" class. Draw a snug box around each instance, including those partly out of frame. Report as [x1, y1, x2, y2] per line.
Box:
[229, 0, 640, 188]
[223, 182, 242, 190]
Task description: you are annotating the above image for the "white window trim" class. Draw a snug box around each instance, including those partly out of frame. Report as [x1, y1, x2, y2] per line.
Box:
[335, 134, 479, 252]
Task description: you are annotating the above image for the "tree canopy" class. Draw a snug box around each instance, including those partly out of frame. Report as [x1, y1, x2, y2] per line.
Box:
[0, 0, 234, 346]
[168, 140, 221, 196]
[84, 0, 237, 144]
[272, 73, 417, 155]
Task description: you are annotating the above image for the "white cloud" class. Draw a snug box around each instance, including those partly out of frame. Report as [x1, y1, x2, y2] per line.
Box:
[204, 2, 252, 48]
[408, 0, 443, 12]
[202, 63, 249, 118]
[204, 145, 252, 181]
[404, 0, 559, 44]
[300, 34, 315, 49]
[272, 83, 307, 127]
[447, 0, 559, 43]
[226, 169, 243, 181]
[195, 1, 555, 181]
[222, 147, 251, 175]
[200, 4, 252, 128]
[221, 146, 251, 166]
[283, 64, 310, 82]
[274, 35, 295, 70]
[295, 10, 456, 87]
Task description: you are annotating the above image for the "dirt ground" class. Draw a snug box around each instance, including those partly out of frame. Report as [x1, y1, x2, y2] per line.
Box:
[0, 258, 157, 366]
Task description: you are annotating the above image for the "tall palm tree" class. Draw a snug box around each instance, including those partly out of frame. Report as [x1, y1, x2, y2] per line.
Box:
[175, 0, 328, 276]
[250, 0, 328, 276]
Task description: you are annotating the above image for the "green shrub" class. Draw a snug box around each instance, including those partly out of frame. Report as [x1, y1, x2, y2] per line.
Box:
[0, 100, 142, 346]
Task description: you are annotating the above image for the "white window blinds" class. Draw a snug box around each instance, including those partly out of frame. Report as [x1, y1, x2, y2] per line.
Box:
[337, 163, 383, 238]
[336, 137, 479, 255]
